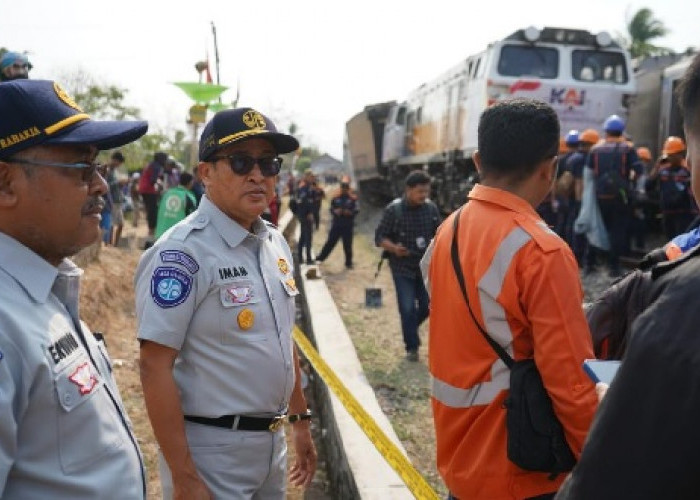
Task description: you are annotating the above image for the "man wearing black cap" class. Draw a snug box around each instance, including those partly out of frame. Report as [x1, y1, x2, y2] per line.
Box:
[0, 79, 148, 498]
[135, 107, 316, 499]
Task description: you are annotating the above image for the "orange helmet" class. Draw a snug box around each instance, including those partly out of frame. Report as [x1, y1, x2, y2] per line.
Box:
[580, 129, 600, 145]
[559, 137, 568, 154]
[636, 147, 652, 161]
[662, 136, 686, 156]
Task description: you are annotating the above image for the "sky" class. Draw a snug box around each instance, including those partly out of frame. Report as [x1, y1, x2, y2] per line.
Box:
[2, 0, 698, 160]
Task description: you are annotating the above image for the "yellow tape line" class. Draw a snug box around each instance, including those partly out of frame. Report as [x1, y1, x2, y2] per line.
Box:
[293, 325, 439, 500]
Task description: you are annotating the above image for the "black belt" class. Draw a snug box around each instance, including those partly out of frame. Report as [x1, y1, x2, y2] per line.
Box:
[184, 414, 285, 432]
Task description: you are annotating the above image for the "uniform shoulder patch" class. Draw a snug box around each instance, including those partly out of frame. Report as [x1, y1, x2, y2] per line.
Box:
[515, 216, 563, 254]
[151, 266, 193, 308]
[160, 250, 199, 274]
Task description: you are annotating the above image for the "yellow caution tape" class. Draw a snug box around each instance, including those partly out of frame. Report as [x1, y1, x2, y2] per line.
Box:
[293, 325, 439, 500]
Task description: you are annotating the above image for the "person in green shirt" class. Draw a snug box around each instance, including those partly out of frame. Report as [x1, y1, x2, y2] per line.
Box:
[155, 172, 197, 240]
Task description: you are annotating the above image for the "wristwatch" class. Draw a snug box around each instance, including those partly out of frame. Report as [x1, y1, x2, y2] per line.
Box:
[287, 409, 312, 424]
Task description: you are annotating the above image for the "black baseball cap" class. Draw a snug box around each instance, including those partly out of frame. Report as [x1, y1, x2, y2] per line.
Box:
[0, 79, 148, 158]
[199, 107, 299, 161]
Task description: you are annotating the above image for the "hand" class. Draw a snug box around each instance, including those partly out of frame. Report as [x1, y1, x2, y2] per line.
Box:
[288, 424, 317, 487]
[173, 472, 213, 500]
[393, 244, 409, 257]
[595, 382, 609, 403]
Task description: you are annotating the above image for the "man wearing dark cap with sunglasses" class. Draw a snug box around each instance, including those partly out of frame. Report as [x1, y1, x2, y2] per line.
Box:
[0, 79, 148, 498]
[135, 107, 316, 499]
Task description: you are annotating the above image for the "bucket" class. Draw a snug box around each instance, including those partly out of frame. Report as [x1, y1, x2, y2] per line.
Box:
[365, 287, 382, 308]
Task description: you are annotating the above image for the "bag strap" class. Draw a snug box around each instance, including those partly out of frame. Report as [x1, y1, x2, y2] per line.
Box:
[450, 207, 514, 369]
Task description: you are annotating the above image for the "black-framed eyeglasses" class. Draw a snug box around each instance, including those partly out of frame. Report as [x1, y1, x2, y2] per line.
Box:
[212, 154, 283, 177]
[3, 158, 104, 183]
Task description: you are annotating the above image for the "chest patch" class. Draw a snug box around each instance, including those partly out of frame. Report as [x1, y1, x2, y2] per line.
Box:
[69, 362, 98, 395]
[151, 266, 193, 308]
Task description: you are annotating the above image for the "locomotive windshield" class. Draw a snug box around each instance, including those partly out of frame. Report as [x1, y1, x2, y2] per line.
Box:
[497, 45, 558, 78]
[572, 50, 628, 83]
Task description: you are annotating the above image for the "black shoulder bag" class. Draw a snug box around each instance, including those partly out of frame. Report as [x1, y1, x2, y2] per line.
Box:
[450, 207, 576, 477]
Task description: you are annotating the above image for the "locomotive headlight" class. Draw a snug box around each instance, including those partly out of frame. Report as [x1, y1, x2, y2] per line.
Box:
[596, 31, 612, 47]
[523, 26, 540, 42]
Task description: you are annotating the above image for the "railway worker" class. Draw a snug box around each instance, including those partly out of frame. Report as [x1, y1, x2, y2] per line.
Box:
[0, 51, 31, 81]
[423, 98, 597, 499]
[294, 168, 317, 264]
[315, 177, 358, 269]
[567, 129, 600, 266]
[554, 130, 580, 240]
[645, 136, 697, 240]
[375, 170, 441, 362]
[135, 107, 316, 499]
[0, 79, 148, 498]
[585, 114, 643, 277]
[556, 51, 700, 499]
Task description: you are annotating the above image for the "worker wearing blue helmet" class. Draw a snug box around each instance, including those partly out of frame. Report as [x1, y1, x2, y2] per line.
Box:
[584, 114, 643, 276]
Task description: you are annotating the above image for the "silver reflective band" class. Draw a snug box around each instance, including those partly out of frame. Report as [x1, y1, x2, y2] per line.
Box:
[431, 361, 510, 408]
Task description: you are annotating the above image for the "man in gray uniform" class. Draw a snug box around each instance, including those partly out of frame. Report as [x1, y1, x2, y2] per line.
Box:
[0, 79, 148, 498]
[136, 107, 317, 499]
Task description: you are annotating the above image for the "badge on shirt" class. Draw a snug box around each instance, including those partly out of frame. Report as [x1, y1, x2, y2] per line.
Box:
[416, 236, 426, 250]
[225, 283, 253, 304]
[151, 266, 193, 308]
[278, 258, 289, 275]
[282, 277, 299, 296]
[237, 308, 255, 330]
[160, 250, 200, 274]
[69, 362, 98, 395]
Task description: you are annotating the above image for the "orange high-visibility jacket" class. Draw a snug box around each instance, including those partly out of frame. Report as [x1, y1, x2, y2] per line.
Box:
[426, 185, 597, 499]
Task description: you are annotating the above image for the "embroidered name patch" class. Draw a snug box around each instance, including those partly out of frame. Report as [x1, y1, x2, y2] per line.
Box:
[151, 266, 193, 308]
[160, 250, 200, 274]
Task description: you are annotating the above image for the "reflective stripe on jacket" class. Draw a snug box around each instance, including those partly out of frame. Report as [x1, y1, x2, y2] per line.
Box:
[426, 184, 598, 499]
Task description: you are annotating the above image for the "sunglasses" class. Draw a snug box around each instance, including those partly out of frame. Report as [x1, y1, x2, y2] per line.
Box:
[5, 158, 104, 183]
[212, 154, 282, 177]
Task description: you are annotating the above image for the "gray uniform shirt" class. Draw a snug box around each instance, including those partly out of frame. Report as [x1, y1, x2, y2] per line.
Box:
[135, 195, 297, 416]
[0, 232, 145, 499]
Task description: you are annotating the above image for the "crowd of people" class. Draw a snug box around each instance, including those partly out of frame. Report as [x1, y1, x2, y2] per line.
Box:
[3, 40, 700, 500]
[538, 115, 697, 277]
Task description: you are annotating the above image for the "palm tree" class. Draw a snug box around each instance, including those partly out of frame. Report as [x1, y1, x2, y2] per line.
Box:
[627, 8, 671, 58]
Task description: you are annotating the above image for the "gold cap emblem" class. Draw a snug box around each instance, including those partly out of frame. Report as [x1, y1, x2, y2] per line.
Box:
[242, 110, 266, 129]
[53, 82, 83, 112]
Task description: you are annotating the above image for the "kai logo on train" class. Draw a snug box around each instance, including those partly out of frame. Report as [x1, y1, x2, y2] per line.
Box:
[550, 88, 586, 107]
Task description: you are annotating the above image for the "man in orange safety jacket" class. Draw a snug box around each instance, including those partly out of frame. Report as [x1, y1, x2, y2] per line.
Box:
[423, 99, 598, 499]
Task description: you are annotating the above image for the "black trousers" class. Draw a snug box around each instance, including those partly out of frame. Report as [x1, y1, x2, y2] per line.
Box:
[316, 224, 353, 266]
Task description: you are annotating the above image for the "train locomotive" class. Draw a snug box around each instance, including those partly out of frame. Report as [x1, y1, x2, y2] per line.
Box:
[345, 26, 636, 211]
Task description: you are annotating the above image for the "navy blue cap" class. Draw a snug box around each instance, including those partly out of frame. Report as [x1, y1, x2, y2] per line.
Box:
[199, 107, 299, 161]
[0, 79, 148, 158]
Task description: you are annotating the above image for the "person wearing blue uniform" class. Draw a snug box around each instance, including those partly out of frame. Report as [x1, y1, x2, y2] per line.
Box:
[645, 136, 697, 240]
[0, 79, 148, 498]
[585, 115, 643, 276]
[315, 179, 358, 268]
[136, 107, 316, 499]
[567, 129, 599, 266]
[294, 169, 316, 264]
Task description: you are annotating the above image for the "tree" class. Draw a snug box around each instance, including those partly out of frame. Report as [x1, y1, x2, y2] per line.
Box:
[626, 8, 671, 58]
